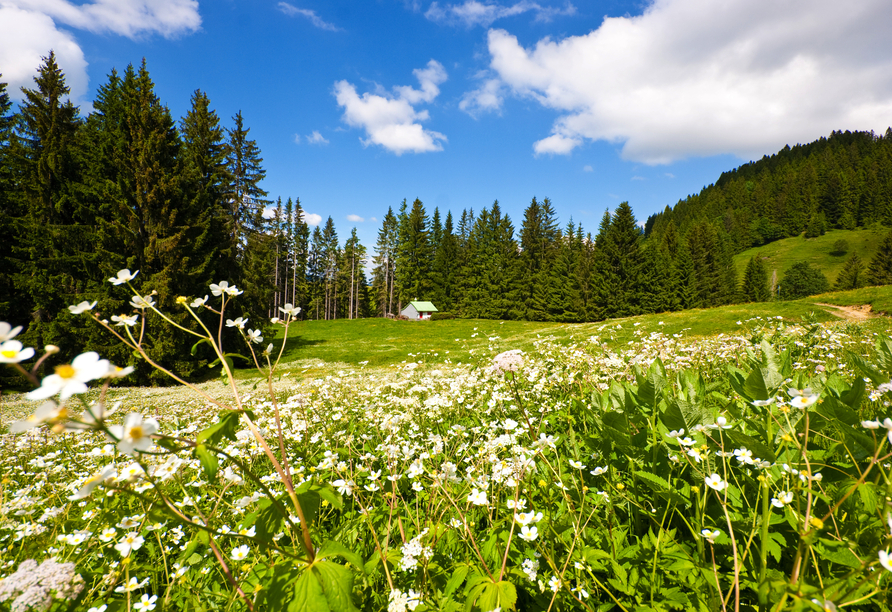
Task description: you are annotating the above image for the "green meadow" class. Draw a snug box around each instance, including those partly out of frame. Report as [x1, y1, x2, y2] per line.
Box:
[732, 225, 889, 285]
[262, 287, 892, 376]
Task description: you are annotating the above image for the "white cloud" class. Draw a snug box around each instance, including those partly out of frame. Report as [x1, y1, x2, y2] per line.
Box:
[459, 76, 505, 117]
[477, 0, 892, 164]
[306, 130, 329, 144]
[277, 3, 342, 31]
[293, 134, 301, 144]
[346, 214, 365, 222]
[583, 164, 593, 172]
[0, 0, 200, 102]
[425, 1, 575, 28]
[533, 133, 580, 155]
[302, 212, 322, 226]
[334, 60, 448, 155]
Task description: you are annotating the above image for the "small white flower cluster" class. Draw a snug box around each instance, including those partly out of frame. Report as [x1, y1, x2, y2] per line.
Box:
[388, 588, 422, 612]
[0, 558, 84, 612]
[398, 529, 432, 572]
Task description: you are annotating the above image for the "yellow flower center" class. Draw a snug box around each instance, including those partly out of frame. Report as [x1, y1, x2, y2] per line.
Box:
[0, 350, 16, 359]
[55, 364, 76, 379]
[128, 425, 144, 440]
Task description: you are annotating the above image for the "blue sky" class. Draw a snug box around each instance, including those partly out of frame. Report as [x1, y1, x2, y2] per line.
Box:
[3, 0, 892, 251]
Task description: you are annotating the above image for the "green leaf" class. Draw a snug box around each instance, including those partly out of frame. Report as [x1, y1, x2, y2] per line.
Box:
[466, 578, 517, 612]
[316, 541, 364, 572]
[852, 354, 886, 386]
[191, 337, 211, 357]
[194, 444, 218, 481]
[444, 564, 470, 598]
[312, 483, 343, 510]
[310, 560, 358, 611]
[196, 411, 241, 446]
[634, 471, 687, 505]
[725, 430, 776, 463]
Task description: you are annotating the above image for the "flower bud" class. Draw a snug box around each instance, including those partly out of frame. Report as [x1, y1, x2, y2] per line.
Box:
[44, 345, 60, 355]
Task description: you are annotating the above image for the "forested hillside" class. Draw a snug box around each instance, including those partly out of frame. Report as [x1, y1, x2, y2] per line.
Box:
[5, 54, 892, 380]
[645, 129, 892, 250]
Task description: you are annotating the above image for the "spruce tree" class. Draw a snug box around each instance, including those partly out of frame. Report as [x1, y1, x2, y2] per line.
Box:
[741, 256, 771, 302]
[395, 198, 432, 305]
[518, 197, 559, 320]
[372, 208, 398, 316]
[835, 253, 866, 290]
[342, 228, 367, 319]
[867, 230, 892, 286]
[430, 211, 459, 313]
[180, 89, 232, 291]
[0, 74, 23, 324]
[13, 52, 101, 360]
[224, 110, 273, 325]
[602, 202, 645, 318]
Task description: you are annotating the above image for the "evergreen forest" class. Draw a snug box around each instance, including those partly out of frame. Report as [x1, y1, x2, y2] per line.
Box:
[5, 54, 892, 379]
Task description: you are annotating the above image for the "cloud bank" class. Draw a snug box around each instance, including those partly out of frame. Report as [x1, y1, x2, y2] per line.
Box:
[334, 60, 448, 155]
[470, 0, 892, 163]
[0, 0, 200, 102]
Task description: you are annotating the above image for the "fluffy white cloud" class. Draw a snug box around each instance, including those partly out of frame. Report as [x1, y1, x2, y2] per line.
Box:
[459, 76, 504, 117]
[346, 214, 364, 222]
[334, 60, 448, 155]
[476, 0, 892, 163]
[302, 212, 322, 226]
[277, 3, 341, 31]
[306, 130, 329, 144]
[582, 164, 593, 172]
[426, 1, 575, 28]
[0, 0, 200, 102]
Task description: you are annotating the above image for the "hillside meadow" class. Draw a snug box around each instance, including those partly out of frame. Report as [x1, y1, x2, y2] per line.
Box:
[732, 226, 890, 286]
[4, 291, 892, 610]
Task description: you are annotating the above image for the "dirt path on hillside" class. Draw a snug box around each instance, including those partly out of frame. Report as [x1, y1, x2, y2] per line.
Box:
[814, 303, 878, 321]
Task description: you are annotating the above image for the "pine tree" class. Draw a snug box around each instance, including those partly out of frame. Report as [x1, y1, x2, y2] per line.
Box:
[430, 211, 459, 313]
[548, 220, 583, 321]
[0, 74, 23, 324]
[867, 230, 892, 286]
[371, 208, 398, 316]
[224, 110, 273, 324]
[179, 89, 232, 292]
[518, 197, 559, 320]
[395, 198, 432, 305]
[741, 256, 771, 302]
[835, 253, 866, 290]
[308, 226, 325, 319]
[320, 217, 339, 319]
[602, 202, 645, 318]
[13, 52, 101, 359]
[342, 228, 367, 319]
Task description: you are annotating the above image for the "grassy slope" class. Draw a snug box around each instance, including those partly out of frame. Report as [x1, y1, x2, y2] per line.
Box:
[263, 294, 892, 374]
[732, 226, 889, 286]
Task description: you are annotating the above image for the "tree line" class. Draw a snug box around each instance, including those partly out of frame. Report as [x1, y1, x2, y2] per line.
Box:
[5, 54, 892, 381]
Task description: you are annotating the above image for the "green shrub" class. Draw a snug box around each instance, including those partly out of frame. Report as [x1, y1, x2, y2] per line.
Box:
[430, 311, 455, 320]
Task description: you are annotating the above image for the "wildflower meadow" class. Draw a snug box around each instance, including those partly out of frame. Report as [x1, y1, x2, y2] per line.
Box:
[3, 273, 892, 611]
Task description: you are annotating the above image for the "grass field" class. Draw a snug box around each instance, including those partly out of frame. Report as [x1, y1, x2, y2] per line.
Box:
[732, 225, 889, 285]
[260, 288, 892, 376]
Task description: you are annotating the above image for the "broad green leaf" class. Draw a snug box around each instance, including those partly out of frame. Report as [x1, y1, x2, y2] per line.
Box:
[193, 444, 218, 481]
[196, 411, 241, 446]
[444, 564, 470, 598]
[316, 540, 364, 572]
